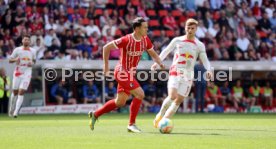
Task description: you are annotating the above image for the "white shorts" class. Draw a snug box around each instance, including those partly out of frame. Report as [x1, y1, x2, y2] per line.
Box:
[167, 76, 193, 97]
[12, 76, 31, 90]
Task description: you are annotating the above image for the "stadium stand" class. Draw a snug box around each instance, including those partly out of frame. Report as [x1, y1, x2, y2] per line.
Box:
[0, 0, 275, 112]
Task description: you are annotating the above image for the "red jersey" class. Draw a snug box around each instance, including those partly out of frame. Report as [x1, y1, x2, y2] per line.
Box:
[113, 33, 153, 70]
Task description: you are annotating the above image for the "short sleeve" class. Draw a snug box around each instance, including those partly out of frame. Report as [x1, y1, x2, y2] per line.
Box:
[145, 36, 153, 50]
[9, 48, 18, 59]
[113, 36, 129, 49]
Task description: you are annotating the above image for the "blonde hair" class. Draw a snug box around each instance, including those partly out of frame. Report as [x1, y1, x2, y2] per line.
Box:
[185, 18, 198, 26]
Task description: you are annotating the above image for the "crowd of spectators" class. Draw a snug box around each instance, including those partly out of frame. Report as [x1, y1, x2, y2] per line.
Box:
[0, 0, 275, 61]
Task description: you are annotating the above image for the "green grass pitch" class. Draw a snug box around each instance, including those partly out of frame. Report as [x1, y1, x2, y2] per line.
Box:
[0, 113, 276, 149]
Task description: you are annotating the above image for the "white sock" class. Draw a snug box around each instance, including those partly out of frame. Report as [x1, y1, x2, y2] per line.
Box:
[14, 95, 24, 116]
[157, 96, 173, 117]
[9, 93, 18, 114]
[164, 102, 180, 119]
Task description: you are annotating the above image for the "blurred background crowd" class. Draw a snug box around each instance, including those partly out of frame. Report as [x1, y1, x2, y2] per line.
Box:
[0, 0, 275, 61]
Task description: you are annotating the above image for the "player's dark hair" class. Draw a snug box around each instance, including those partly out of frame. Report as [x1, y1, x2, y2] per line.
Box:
[132, 17, 146, 30]
[22, 34, 31, 39]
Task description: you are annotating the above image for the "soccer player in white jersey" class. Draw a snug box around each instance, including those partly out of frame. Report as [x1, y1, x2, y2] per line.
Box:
[151, 18, 212, 127]
[8, 35, 36, 118]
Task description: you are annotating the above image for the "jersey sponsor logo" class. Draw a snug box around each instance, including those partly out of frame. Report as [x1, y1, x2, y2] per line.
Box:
[127, 51, 143, 56]
[21, 57, 31, 61]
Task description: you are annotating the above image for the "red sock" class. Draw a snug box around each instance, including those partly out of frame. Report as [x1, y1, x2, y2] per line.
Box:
[129, 98, 142, 125]
[94, 99, 117, 118]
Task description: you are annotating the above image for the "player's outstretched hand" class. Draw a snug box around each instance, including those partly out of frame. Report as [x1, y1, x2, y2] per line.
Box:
[16, 58, 20, 65]
[151, 63, 165, 71]
[103, 65, 111, 77]
[150, 63, 158, 71]
[206, 71, 212, 80]
[27, 62, 33, 67]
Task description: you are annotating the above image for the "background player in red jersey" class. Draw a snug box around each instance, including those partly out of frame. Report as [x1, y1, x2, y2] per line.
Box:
[88, 17, 165, 133]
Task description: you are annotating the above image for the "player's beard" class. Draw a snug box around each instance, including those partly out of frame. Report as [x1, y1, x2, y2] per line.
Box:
[23, 42, 30, 48]
[140, 30, 147, 36]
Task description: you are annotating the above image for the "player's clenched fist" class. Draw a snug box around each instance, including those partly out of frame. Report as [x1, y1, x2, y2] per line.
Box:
[103, 65, 110, 76]
[151, 63, 165, 71]
[206, 71, 212, 80]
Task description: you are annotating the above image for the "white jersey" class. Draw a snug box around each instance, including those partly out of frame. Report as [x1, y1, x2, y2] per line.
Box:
[9, 46, 36, 78]
[159, 36, 211, 80]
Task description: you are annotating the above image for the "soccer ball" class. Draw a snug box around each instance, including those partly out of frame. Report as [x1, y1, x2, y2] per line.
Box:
[158, 118, 173, 134]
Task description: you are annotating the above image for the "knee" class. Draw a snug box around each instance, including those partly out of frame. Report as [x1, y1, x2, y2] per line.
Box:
[18, 90, 25, 95]
[13, 90, 18, 95]
[18, 92, 24, 96]
[169, 94, 177, 100]
[174, 99, 182, 105]
[115, 99, 126, 107]
[135, 92, 145, 100]
[174, 96, 186, 105]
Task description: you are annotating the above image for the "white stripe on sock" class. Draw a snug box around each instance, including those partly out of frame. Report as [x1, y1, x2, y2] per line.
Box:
[158, 96, 173, 117]
[164, 102, 179, 119]
[14, 95, 24, 116]
[9, 93, 18, 115]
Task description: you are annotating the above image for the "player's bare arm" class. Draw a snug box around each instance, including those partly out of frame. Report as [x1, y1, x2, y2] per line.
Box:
[9, 49, 19, 64]
[27, 60, 36, 67]
[147, 49, 165, 70]
[9, 57, 19, 64]
[9, 52, 20, 65]
[103, 41, 117, 76]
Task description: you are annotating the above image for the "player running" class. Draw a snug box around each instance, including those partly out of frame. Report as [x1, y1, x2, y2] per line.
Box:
[88, 17, 165, 133]
[151, 18, 212, 128]
[9, 35, 36, 118]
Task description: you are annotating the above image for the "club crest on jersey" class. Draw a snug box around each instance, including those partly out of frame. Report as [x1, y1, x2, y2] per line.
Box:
[127, 51, 143, 56]
[130, 83, 134, 87]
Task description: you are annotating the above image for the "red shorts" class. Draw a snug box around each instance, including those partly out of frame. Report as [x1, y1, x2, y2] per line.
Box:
[114, 65, 140, 95]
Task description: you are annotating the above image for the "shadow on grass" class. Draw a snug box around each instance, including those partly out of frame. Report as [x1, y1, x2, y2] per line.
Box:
[189, 128, 276, 132]
[146, 132, 222, 136]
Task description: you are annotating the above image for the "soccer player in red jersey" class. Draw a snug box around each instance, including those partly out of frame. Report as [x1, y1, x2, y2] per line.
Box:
[88, 17, 165, 132]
